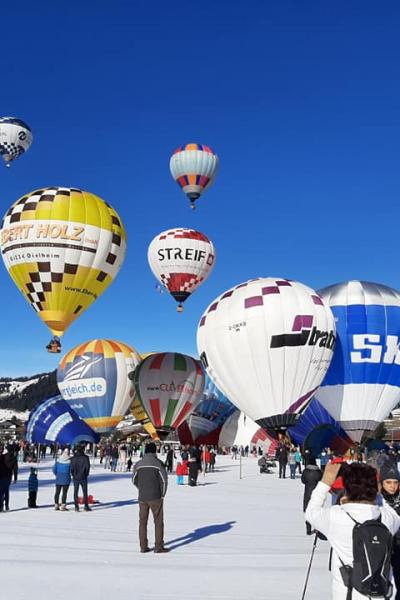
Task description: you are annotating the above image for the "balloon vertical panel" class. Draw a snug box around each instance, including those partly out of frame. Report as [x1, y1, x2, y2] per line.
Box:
[315, 281, 400, 442]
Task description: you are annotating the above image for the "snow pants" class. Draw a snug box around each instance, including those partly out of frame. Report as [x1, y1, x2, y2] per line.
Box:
[392, 543, 400, 600]
[0, 478, 10, 510]
[73, 479, 89, 508]
[279, 461, 287, 478]
[139, 498, 164, 552]
[28, 491, 37, 508]
[55, 484, 69, 505]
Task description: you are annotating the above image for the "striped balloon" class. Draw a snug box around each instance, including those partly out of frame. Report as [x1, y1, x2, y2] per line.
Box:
[130, 352, 205, 430]
[170, 143, 218, 209]
[57, 339, 141, 433]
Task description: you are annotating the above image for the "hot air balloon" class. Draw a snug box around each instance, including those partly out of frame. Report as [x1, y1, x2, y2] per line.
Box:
[130, 352, 205, 431]
[25, 395, 100, 446]
[57, 339, 141, 433]
[170, 143, 218, 209]
[218, 411, 260, 448]
[148, 228, 216, 312]
[287, 398, 352, 457]
[178, 375, 236, 444]
[197, 278, 336, 433]
[0, 188, 126, 351]
[0, 117, 32, 167]
[251, 427, 279, 457]
[315, 280, 400, 443]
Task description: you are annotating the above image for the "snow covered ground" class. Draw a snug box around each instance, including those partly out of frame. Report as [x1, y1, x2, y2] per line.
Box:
[0, 455, 330, 600]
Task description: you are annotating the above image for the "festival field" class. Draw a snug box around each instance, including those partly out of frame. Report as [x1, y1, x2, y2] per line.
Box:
[0, 455, 330, 600]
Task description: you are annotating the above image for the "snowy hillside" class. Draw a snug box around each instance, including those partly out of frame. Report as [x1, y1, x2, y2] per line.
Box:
[0, 370, 58, 418]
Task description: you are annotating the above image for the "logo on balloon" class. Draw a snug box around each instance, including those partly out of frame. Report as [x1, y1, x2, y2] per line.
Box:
[58, 378, 107, 399]
[350, 334, 400, 364]
[270, 315, 336, 350]
[146, 379, 199, 396]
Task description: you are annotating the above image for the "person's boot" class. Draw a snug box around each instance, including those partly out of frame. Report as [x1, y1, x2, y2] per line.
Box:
[75, 505, 79, 512]
[154, 547, 170, 554]
[60, 504, 69, 511]
[54, 503, 60, 510]
[84, 505, 92, 512]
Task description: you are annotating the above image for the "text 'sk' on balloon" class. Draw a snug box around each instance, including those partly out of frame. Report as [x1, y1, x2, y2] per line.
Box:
[130, 352, 205, 430]
[315, 280, 400, 443]
[57, 339, 141, 433]
[0, 188, 126, 340]
[148, 228, 216, 312]
[197, 278, 336, 432]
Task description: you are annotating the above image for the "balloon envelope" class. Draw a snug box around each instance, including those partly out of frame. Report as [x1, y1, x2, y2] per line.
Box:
[57, 339, 141, 433]
[179, 375, 236, 443]
[0, 188, 126, 338]
[0, 117, 32, 165]
[131, 352, 205, 431]
[148, 228, 215, 308]
[288, 398, 352, 456]
[315, 281, 400, 442]
[170, 143, 218, 205]
[25, 395, 99, 445]
[197, 278, 336, 431]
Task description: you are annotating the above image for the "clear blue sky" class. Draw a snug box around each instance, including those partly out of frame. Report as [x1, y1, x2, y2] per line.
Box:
[1, 0, 399, 376]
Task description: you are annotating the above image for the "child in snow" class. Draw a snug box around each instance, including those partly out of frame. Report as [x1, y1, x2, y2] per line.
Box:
[28, 467, 38, 508]
[176, 462, 184, 485]
[127, 457, 133, 472]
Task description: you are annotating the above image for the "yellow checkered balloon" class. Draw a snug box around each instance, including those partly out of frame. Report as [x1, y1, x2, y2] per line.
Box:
[0, 187, 126, 337]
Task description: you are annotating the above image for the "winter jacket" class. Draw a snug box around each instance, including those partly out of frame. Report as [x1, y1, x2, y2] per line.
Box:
[53, 458, 71, 486]
[277, 445, 288, 464]
[28, 472, 38, 492]
[288, 452, 296, 466]
[382, 489, 400, 545]
[132, 453, 168, 502]
[301, 464, 322, 512]
[0, 452, 15, 480]
[306, 481, 400, 600]
[70, 453, 90, 481]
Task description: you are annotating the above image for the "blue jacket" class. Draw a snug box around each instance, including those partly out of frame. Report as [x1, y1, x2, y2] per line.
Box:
[28, 472, 38, 492]
[53, 460, 71, 486]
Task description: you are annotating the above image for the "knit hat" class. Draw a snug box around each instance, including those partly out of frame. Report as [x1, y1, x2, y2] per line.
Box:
[380, 462, 400, 482]
[145, 442, 157, 454]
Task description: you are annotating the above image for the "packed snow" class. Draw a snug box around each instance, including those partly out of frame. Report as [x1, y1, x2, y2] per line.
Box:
[0, 454, 330, 600]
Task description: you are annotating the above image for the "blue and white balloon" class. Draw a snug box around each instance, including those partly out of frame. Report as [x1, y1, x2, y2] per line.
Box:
[185, 375, 236, 441]
[315, 280, 400, 442]
[25, 395, 100, 446]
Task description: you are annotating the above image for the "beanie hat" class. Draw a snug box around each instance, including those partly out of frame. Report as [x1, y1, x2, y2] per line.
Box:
[380, 462, 400, 482]
[145, 442, 157, 454]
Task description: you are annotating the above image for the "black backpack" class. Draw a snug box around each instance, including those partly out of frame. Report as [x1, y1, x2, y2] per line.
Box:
[338, 511, 393, 600]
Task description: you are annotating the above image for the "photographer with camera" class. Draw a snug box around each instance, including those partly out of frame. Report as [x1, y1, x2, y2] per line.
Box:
[306, 462, 400, 599]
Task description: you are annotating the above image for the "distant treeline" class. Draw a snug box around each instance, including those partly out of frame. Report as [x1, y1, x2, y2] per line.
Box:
[0, 371, 59, 411]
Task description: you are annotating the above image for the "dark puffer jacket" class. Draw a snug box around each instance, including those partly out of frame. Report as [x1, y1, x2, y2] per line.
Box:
[301, 464, 322, 512]
[70, 452, 90, 481]
[133, 453, 168, 502]
[381, 489, 400, 545]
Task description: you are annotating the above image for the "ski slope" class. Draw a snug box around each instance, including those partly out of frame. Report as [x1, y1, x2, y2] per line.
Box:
[0, 455, 330, 600]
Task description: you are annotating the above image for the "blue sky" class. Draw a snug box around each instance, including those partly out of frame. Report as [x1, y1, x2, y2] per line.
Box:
[0, 0, 399, 376]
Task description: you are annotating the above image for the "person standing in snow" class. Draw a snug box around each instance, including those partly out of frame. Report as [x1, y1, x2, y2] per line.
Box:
[132, 442, 169, 553]
[288, 448, 297, 479]
[295, 447, 302, 474]
[0, 444, 15, 511]
[28, 467, 38, 508]
[306, 462, 400, 600]
[165, 447, 175, 473]
[53, 448, 71, 511]
[301, 457, 322, 535]
[380, 462, 400, 600]
[277, 443, 289, 479]
[70, 445, 91, 512]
